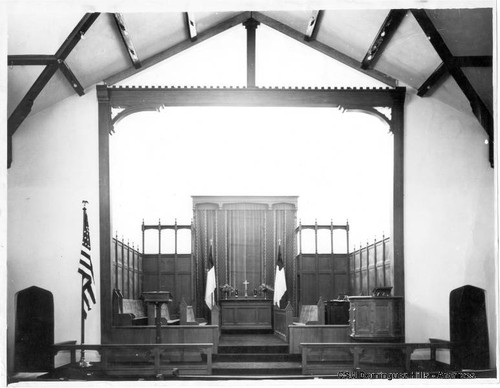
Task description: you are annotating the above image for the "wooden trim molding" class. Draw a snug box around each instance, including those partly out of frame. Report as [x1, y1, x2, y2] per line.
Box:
[97, 85, 406, 342]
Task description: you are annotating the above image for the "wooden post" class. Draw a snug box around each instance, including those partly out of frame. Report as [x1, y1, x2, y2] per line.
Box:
[284, 301, 294, 328]
[157, 220, 161, 291]
[243, 18, 260, 87]
[211, 304, 220, 328]
[180, 298, 188, 325]
[317, 297, 325, 324]
[392, 95, 405, 299]
[97, 85, 113, 343]
[373, 237, 378, 288]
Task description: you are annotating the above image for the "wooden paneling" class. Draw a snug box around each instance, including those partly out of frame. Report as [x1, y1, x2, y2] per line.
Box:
[288, 325, 351, 354]
[142, 254, 193, 314]
[112, 237, 142, 299]
[349, 237, 391, 296]
[298, 253, 349, 304]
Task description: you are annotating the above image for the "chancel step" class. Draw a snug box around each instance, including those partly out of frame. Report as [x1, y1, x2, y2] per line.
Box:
[214, 353, 300, 362]
[212, 361, 302, 376]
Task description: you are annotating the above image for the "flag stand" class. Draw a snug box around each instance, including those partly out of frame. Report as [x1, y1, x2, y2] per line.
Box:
[79, 277, 91, 368]
[78, 200, 92, 368]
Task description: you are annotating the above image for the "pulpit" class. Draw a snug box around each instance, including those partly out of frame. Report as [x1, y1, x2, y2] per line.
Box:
[348, 296, 404, 341]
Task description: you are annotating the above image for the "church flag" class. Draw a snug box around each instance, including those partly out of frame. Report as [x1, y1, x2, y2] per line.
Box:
[273, 242, 287, 306]
[78, 204, 96, 319]
[205, 242, 216, 310]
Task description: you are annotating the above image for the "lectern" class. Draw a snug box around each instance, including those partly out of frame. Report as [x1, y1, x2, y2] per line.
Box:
[142, 291, 173, 343]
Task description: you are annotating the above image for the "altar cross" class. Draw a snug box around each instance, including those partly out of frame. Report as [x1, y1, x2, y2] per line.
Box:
[243, 280, 249, 297]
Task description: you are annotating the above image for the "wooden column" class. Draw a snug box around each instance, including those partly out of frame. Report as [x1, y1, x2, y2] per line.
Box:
[392, 95, 405, 302]
[97, 85, 113, 343]
[243, 18, 260, 88]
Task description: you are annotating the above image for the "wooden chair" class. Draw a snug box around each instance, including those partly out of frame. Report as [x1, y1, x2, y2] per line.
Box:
[292, 297, 325, 325]
[180, 298, 207, 325]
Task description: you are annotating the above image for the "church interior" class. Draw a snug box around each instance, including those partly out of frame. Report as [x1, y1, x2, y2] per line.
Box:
[3, 1, 498, 383]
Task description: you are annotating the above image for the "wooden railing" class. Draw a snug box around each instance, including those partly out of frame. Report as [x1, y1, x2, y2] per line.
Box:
[301, 341, 452, 374]
[52, 343, 213, 376]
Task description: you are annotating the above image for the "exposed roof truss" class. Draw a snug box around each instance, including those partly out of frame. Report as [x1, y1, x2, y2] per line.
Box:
[411, 9, 493, 166]
[7, 12, 100, 168]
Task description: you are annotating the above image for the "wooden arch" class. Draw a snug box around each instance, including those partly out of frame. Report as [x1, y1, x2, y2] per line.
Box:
[97, 84, 406, 342]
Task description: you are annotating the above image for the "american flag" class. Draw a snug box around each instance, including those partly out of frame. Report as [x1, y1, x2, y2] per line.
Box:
[78, 207, 96, 319]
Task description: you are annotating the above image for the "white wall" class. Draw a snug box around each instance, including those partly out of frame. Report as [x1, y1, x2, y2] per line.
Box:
[404, 89, 496, 367]
[7, 88, 100, 374]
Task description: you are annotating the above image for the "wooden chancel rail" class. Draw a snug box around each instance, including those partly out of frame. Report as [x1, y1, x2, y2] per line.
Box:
[301, 342, 452, 375]
[52, 343, 213, 376]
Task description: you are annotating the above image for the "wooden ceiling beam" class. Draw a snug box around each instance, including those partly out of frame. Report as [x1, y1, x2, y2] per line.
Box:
[58, 60, 85, 96]
[185, 12, 198, 41]
[411, 9, 493, 167]
[8, 55, 58, 66]
[55, 13, 100, 60]
[453, 56, 492, 67]
[417, 62, 448, 97]
[114, 13, 141, 69]
[252, 12, 397, 87]
[361, 10, 407, 70]
[7, 12, 100, 168]
[304, 10, 322, 42]
[105, 12, 251, 85]
[417, 56, 492, 97]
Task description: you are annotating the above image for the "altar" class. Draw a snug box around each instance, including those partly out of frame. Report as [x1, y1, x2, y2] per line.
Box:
[220, 298, 273, 331]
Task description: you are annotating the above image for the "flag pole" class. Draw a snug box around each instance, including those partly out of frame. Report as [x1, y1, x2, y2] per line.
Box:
[79, 200, 91, 368]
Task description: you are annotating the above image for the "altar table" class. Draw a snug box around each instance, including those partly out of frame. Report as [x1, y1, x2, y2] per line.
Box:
[220, 298, 272, 330]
